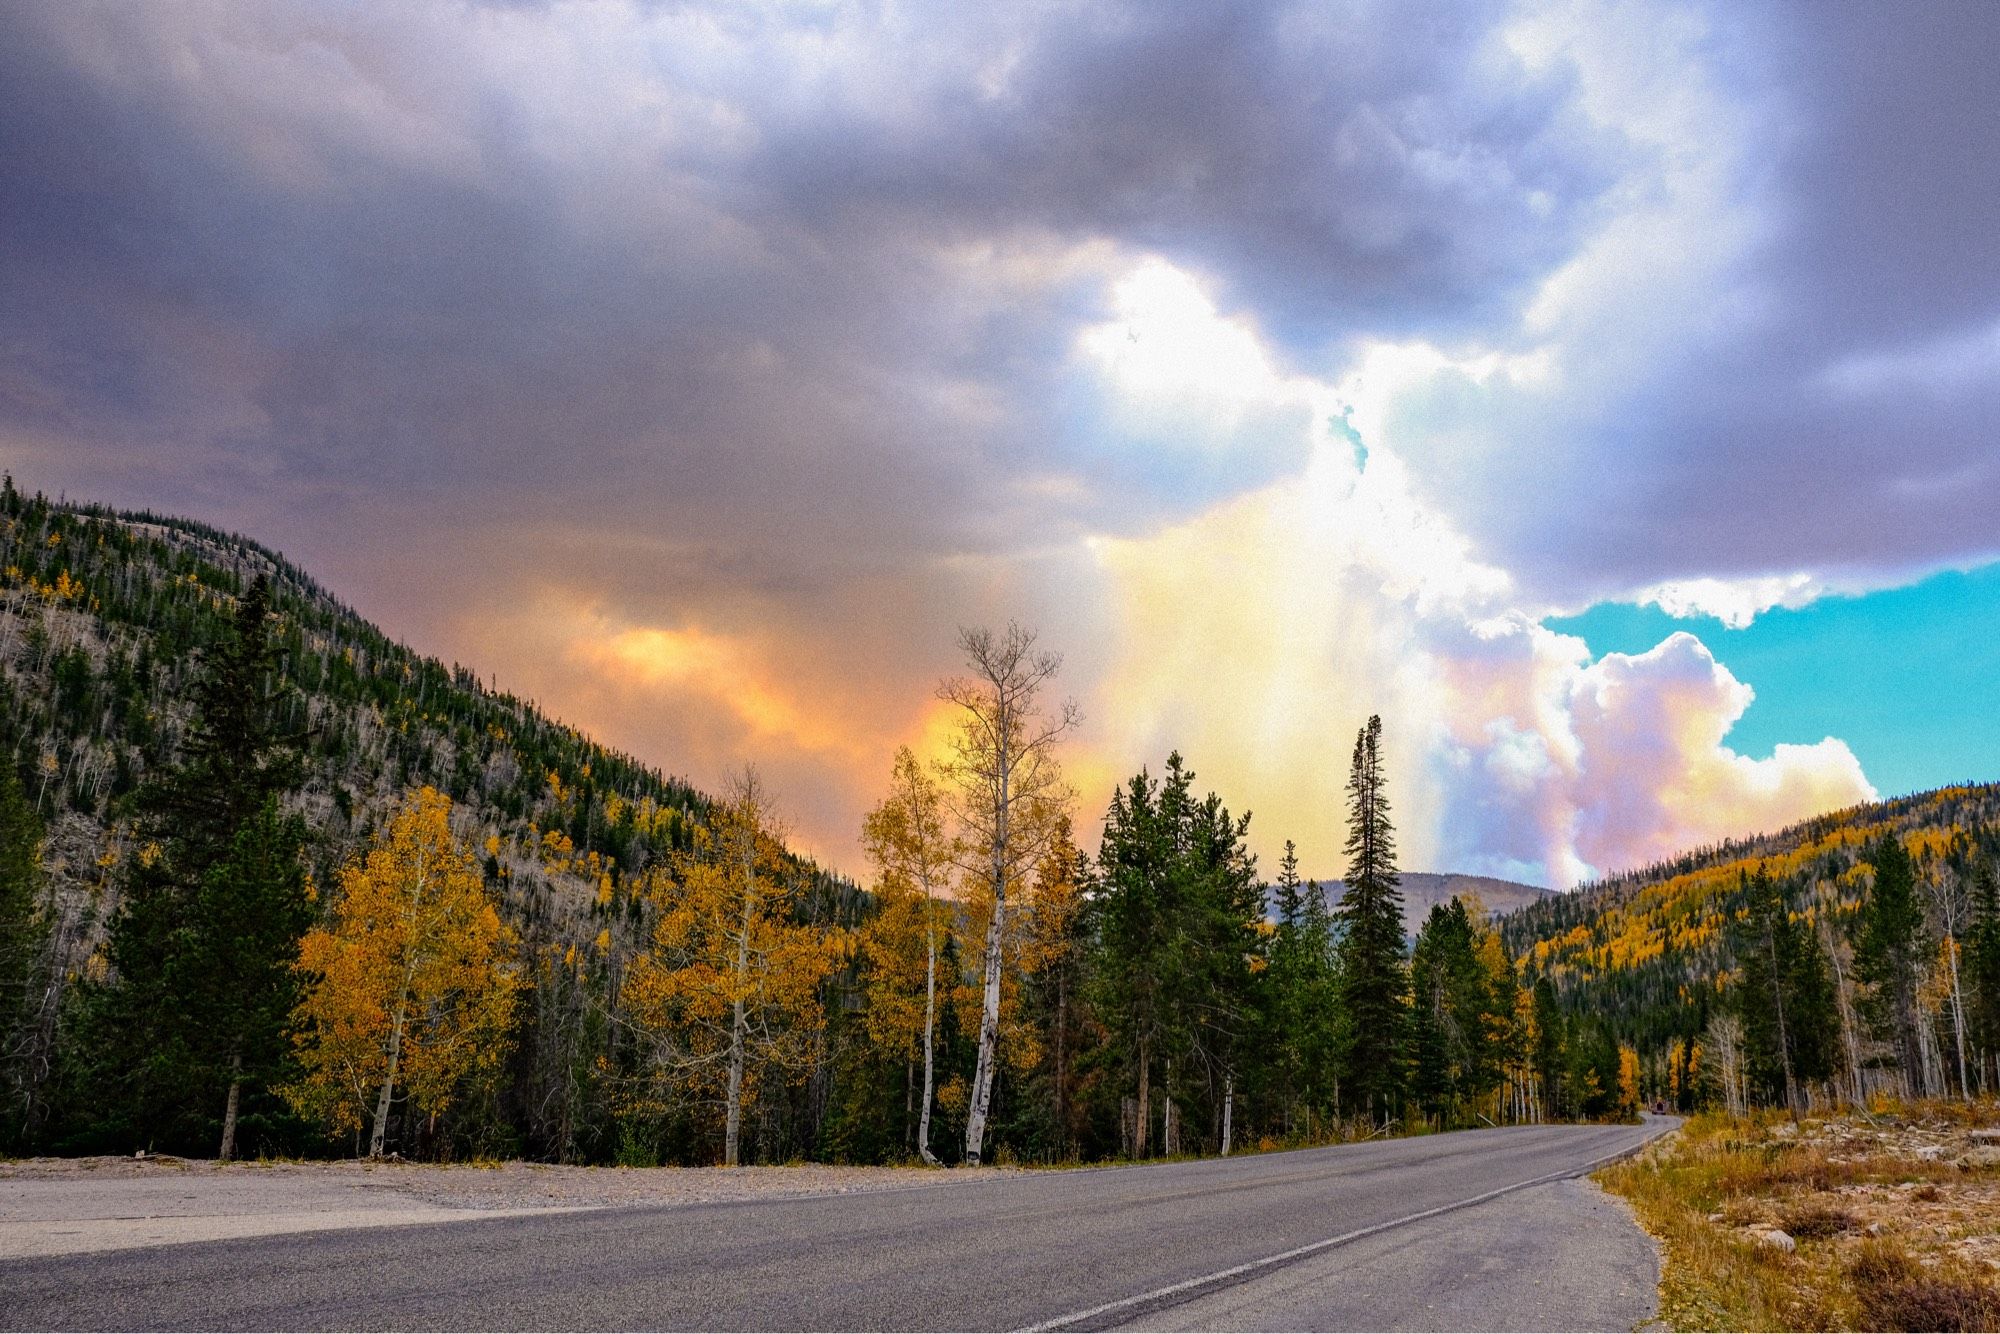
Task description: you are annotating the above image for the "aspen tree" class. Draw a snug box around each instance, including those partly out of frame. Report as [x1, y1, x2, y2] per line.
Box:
[860, 748, 955, 1163]
[287, 787, 519, 1156]
[937, 624, 1077, 1167]
[625, 770, 838, 1166]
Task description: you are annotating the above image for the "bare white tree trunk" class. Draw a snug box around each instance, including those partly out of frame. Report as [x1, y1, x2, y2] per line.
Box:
[369, 849, 435, 1159]
[1947, 935, 1971, 1099]
[942, 624, 1078, 1168]
[964, 869, 1005, 1165]
[724, 837, 755, 1168]
[918, 925, 939, 1165]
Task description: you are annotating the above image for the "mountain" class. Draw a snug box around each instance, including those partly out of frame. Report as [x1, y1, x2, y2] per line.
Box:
[1313, 871, 1553, 937]
[1497, 783, 2000, 1053]
[0, 483, 851, 982]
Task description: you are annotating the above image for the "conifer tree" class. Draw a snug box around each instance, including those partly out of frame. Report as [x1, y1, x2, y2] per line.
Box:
[71, 574, 308, 1155]
[1966, 854, 2000, 1090]
[1734, 869, 1835, 1114]
[0, 771, 47, 1148]
[1855, 835, 1928, 1094]
[1334, 715, 1408, 1120]
[1264, 841, 1338, 1130]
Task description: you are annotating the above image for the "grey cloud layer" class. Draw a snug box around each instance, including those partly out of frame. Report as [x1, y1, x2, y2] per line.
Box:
[0, 0, 1622, 597]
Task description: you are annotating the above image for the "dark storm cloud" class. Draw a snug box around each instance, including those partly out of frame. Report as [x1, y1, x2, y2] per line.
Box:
[0, 0, 1622, 606]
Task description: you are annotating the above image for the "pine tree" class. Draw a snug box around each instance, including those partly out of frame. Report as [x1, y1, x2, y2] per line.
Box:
[68, 574, 308, 1155]
[1334, 715, 1408, 1120]
[1734, 869, 1836, 1114]
[0, 771, 47, 1148]
[1855, 835, 1928, 1094]
[1966, 854, 2000, 1090]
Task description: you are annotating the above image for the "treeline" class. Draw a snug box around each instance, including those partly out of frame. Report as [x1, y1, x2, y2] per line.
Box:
[1504, 789, 2000, 1115]
[0, 600, 1642, 1165]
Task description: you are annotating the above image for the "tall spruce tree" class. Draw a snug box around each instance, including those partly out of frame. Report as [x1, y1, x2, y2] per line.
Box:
[1334, 715, 1408, 1120]
[0, 770, 47, 1149]
[67, 574, 310, 1156]
[1265, 842, 1339, 1131]
[1966, 853, 2000, 1089]
[1091, 754, 1261, 1157]
[1855, 834, 1928, 1095]
[1734, 869, 1836, 1113]
[1408, 898, 1498, 1124]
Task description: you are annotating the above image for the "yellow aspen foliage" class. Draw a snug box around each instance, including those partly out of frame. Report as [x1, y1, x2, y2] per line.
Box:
[952, 808, 1081, 1079]
[623, 770, 839, 1166]
[858, 749, 955, 1063]
[1617, 1044, 1642, 1117]
[285, 787, 520, 1156]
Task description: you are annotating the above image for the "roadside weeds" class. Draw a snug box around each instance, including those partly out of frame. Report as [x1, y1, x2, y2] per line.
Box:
[1597, 1102, 2000, 1331]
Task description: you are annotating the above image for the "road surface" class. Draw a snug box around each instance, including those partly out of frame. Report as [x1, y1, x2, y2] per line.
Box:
[0, 1118, 1675, 1331]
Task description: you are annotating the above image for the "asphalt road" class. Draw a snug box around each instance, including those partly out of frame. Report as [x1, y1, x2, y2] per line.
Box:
[0, 1117, 1675, 1332]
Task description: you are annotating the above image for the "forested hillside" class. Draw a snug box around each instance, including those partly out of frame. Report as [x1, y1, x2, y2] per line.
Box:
[1501, 785, 2000, 1110]
[13, 482, 1965, 1171]
[0, 483, 862, 1161]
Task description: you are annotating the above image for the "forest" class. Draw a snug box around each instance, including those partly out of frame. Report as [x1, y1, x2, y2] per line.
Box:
[0, 484, 1993, 1166]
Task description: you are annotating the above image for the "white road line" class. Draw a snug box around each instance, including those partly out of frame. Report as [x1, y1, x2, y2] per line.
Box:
[1020, 1127, 1669, 1333]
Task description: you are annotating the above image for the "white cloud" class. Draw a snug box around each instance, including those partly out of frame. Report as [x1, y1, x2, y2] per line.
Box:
[1072, 257, 1874, 888]
[1635, 573, 1824, 628]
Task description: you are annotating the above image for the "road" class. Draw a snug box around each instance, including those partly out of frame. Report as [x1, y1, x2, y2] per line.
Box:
[0, 1118, 1675, 1332]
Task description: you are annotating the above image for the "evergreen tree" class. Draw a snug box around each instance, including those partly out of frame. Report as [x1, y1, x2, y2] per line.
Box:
[65, 574, 309, 1155]
[1733, 869, 1836, 1113]
[1090, 754, 1261, 1156]
[1966, 854, 2000, 1086]
[1854, 835, 1928, 1094]
[0, 771, 47, 1148]
[1408, 898, 1502, 1124]
[1334, 715, 1408, 1120]
[1091, 766, 1173, 1156]
[1531, 973, 1565, 1119]
[1264, 841, 1338, 1132]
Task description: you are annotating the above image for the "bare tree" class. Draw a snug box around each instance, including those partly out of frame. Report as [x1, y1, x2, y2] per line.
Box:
[1925, 864, 1973, 1100]
[1706, 1012, 1747, 1117]
[938, 623, 1078, 1167]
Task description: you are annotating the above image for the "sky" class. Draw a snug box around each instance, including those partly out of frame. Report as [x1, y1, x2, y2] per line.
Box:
[3, 0, 1996, 887]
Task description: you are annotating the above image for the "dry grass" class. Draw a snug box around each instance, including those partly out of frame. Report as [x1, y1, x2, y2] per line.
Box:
[1598, 1102, 2000, 1331]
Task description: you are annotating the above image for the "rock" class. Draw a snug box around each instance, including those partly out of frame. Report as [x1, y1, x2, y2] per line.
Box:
[1866, 1223, 1884, 1237]
[1970, 1128, 2000, 1144]
[1752, 1228, 1798, 1253]
[1954, 1146, 2000, 1169]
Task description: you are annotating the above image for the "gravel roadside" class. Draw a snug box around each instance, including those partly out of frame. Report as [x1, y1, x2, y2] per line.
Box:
[0, 1155, 1010, 1260]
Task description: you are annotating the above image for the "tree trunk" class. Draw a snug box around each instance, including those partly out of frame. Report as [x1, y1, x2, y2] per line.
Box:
[725, 867, 753, 1168]
[963, 762, 1010, 1168]
[1946, 934, 1971, 1099]
[1823, 913, 1863, 1107]
[1134, 1031, 1151, 1158]
[918, 925, 939, 1165]
[218, 1051, 243, 1162]
[370, 996, 408, 1158]
[1221, 1072, 1234, 1157]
